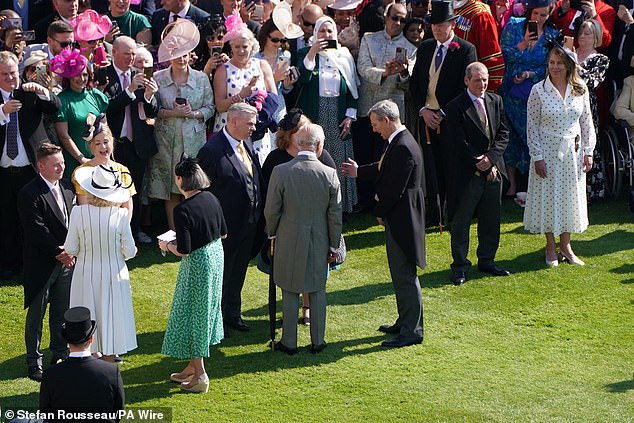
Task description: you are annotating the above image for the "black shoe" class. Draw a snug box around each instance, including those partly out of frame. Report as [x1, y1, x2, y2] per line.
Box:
[28, 365, 43, 382]
[381, 335, 422, 348]
[270, 341, 298, 355]
[309, 342, 327, 354]
[451, 271, 467, 286]
[378, 324, 400, 334]
[478, 264, 511, 277]
[225, 317, 250, 332]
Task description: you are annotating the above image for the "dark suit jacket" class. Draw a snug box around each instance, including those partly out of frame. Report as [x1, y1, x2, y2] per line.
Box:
[32, 13, 61, 43]
[0, 87, 61, 169]
[95, 65, 159, 160]
[197, 130, 265, 256]
[0, 0, 52, 31]
[151, 5, 210, 45]
[410, 36, 477, 139]
[40, 356, 125, 423]
[17, 176, 74, 308]
[445, 90, 509, 220]
[358, 128, 426, 269]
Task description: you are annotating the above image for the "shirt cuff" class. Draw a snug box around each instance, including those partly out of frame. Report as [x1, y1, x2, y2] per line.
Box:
[124, 88, 136, 99]
[0, 105, 8, 125]
[583, 147, 594, 155]
[36, 89, 50, 102]
[303, 55, 316, 71]
[144, 94, 154, 103]
[345, 108, 357, 120]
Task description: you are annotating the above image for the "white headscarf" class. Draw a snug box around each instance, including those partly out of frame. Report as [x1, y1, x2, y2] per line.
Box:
[312, 16, 359, 99]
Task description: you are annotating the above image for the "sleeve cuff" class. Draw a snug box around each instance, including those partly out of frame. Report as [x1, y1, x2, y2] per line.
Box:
[36, 89, 50, 101]
[125, 88, 136, 99]
[303, 55, 316, 71]
[345, 108, 357, 120]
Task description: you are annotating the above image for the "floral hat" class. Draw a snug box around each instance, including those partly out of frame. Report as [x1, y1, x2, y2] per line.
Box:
[222, 12, 251, 43]
[50, 48, 88, 78]
[157, 18, 201, 63]
[71, 9, 112, 42]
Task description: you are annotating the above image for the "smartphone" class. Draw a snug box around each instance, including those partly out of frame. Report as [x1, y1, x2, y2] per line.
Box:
[277, 54, 290, 69]
[563, 35, 574, 50]
[570, 0, 583, 10]
[252, 4, 264, 20]
[22, 30, 35, 41]
[325, 39, 337, 49]
[95, 71, 108, 86]
[211, 45, 222, 57]
[395, 47, 407, 65]
[110, 21, 119, 31]
[528, 20, 538, 40]
[289, 66, 300, 80]
[36, 64, 48, 81]
[175, 97, 187, 105]
[144, 66, 153, 79]
[0, 17, 21, 29]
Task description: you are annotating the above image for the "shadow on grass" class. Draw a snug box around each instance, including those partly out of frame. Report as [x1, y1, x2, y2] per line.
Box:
[604, 378, 634, 393]
[0, 354, 28, 381]
[0, 391, 39, 409]
[609, 264, 634, 284]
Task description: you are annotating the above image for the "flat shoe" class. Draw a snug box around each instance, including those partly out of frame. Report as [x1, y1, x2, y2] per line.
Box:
[180, 374, 209, 393]
[378, 324, 400, 334]
[270, 341, 298, 355]
[170, 372, 194, 383]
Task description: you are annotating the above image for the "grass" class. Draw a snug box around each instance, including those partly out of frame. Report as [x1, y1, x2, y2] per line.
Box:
[0, 198, 633, 422]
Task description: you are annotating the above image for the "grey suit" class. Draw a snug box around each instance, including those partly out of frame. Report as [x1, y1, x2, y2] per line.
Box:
[265, 153, 342, 349]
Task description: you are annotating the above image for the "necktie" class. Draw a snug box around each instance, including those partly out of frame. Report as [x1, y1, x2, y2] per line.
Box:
[121, 72, 134, 141]
[434, 44, 444, 72]
[52, 184, 68, 226]
[237, 142, 253, 176]
[6, 94, 18, 160]
[474, 97, 487, 126]
[173, 14, 180, 21]
[17, 0, 24, 8]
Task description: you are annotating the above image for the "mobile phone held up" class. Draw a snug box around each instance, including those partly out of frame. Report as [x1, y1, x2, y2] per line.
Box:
[144, 66, 153, 79]
[395, 47, 407, 65]
[325, 39, 337, 49]
[528, 20, 538, 41]
[175, 97, 187, 105]
[211, 45, 222, 57]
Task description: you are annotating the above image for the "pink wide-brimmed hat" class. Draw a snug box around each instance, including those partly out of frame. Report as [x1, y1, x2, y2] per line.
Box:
[50, 48, 88, 78]
[71, 9, 112, 42]
[157, 19, 200, 63]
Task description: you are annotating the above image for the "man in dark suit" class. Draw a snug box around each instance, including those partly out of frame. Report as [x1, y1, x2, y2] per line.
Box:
[17, 143, 74, 382]
[95, 36, 159, 245]
[40, 307, 125, 422]
[151, 0, 209, 45]
[0, 51, 61, 281]
[197, 103, 265, 334]
[410, 0, 476, 227]
[342, 100, 425, 348]
[445, 62, 510, 286]
[32, 0, 78, 43]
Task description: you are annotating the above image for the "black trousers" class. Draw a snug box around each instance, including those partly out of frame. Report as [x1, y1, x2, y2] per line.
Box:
[0, 165, 35, 273]
[221, 221, 257, 321]
[420, 123, 449, 226]
[114, 140, 147, 238]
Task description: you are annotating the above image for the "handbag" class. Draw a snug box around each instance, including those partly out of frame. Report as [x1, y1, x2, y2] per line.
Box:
[330, 234, 347, 269]
[508, 79, 534, 101]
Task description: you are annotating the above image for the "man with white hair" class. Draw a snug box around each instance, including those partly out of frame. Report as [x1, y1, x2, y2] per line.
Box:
[265, 123, 342, 355]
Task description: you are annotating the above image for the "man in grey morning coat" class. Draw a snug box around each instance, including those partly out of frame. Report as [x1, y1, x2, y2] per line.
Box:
[264, 123, 342, 355]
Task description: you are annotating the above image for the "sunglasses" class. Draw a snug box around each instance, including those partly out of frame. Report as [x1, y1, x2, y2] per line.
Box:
[25, 65, 37, 73]
[206, 33, 225, 42]
[87, 38, 103, 45]
[269, 36, 288, 43]
[302, 19, 315, 27]
[390, 15, 408, 24]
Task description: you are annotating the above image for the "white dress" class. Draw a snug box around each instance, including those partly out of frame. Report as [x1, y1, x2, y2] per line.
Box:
[523, 77, 596, 235]
[65, 205, 138, 355]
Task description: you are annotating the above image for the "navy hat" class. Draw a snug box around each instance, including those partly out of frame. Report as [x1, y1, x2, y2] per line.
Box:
[523, 0, 554, 9]
[61, 307, 96, 344]
[425, 1, 459, 25]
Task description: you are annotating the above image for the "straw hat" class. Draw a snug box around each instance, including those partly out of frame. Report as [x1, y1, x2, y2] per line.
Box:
[272, 2, 303, 39]
[157, 19, 200, 63]
[74, 164, 132, 204]
[23, 51, 47, 68]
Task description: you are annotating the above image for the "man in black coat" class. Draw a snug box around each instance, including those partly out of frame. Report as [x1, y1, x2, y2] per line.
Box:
[94, 36, 159, 244]
[17, 143, 74, 382]
[0, 51, 61, 281]
[410, 0, 476, 227]
[197, 103, 265, 334]
[40, 307, 125, 423]
[342, 100, 425, 348]
[445, 62, 510, 286]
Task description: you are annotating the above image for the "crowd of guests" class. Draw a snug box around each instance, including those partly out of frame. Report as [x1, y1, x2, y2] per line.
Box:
[0, 0, 630, 415]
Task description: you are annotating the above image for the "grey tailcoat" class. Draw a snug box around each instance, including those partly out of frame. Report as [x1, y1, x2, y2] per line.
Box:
[265, 154, 342, 293]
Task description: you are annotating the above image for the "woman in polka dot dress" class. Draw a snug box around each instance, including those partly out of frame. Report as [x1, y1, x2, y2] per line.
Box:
[524, 46, 595, 267]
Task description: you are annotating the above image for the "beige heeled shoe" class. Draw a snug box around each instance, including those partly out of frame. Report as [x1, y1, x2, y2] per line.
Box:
[545, 251, 559, 267]
[559, 251, 585, 266]
[170, 372, 194, 383]
[180, 373, 209, 393]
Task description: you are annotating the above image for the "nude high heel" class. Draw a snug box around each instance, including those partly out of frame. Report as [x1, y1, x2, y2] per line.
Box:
[180, 373, 209, 393]
[559, 251, 585, 266]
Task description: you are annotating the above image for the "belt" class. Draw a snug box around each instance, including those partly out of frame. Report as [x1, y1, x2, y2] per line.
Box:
[1, 165, 31, 173]
[117, 137, 132, 144]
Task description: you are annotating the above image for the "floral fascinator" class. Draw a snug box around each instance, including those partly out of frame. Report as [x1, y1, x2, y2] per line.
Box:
[222, 12, 250, 43]
[50, 48, 88, 79]
[157, 19, 200, 63]
[82, 112, 108, 142]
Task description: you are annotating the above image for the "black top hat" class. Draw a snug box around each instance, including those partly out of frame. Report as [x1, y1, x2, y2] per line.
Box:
[426, 1, 459, 25]
[62, 307, 96, 344]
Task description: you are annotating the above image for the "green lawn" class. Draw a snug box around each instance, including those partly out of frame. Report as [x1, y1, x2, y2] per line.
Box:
[1, 199, 632, 422]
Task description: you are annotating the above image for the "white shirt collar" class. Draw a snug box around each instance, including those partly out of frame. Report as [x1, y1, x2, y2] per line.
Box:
[39, 174, 59, 190]
[387, 125, 406, 144]
[466, 89, 484, 103]
[69, 351, 92, 358]
[297, 151, 316, 158]
[436, 34, 455, 50]
[113, 63, 130, 79]
[223, 127, 242, 147]
[170, 2, 191, 20]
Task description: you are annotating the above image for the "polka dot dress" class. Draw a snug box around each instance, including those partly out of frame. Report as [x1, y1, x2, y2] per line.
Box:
[523, 78, 596, 235]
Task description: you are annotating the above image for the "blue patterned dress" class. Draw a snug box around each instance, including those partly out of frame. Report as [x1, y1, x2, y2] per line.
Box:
[500, 18, 560, 175]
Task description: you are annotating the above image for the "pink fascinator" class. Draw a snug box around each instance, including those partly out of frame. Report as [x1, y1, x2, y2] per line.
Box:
[71, 9, 112, 42]
[223, 12, 250, 43]
[157, 19, 200, 63]
[50, 49, 89, 78]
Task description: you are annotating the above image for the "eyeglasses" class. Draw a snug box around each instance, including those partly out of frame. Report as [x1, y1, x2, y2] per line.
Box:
[302, 19, 315, 28]
[390, 15, 408, 24]
[269, 36, 288, 43]
[206, 34, 225, 42]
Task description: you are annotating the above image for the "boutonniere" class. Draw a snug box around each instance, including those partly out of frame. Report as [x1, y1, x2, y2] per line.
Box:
[448, 41, 460, 52]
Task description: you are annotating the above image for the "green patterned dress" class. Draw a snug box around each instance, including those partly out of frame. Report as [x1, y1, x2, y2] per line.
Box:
[161, 239, 225, 359]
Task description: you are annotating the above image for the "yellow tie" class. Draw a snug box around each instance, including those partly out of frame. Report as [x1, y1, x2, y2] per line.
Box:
[237, 142, 253, 176]
[17, 0, 24, 8]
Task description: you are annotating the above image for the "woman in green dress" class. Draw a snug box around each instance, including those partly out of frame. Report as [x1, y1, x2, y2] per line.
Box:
[158, 157, 226, 394]
[51, 48, 109, 178]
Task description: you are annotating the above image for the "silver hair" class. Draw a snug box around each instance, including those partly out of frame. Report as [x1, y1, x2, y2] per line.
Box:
[296, 123, 324, 152]
[0, 50, 18, 66]
[465, 61, 488, 79]
[135, 46, 153, 65]
[229, 33, 261, 59]
[227, 102, 258, 119]
[368, 100, 400, 122]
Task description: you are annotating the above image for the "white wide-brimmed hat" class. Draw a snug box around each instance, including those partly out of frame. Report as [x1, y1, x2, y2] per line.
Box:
[272, 2, 303, 39]
[74, 164, 131, 204]
[329, 0, 361, 10]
